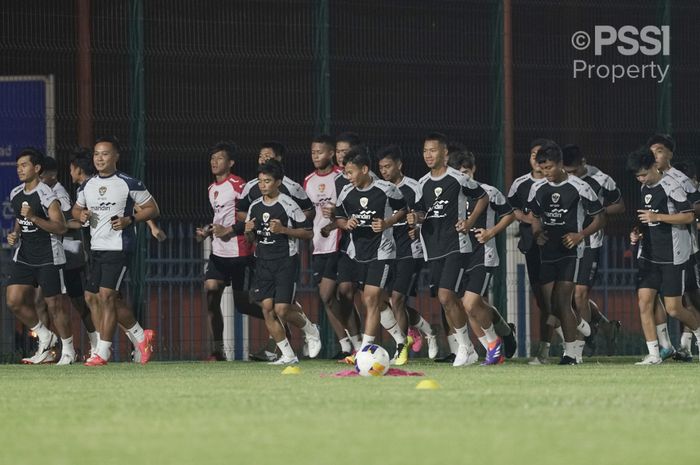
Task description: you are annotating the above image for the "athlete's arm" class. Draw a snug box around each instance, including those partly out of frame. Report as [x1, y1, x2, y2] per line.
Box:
[7, 219, 20, 245]
[638, 209, 695, 225]
[23, 200, 67, 235]
[456, 195, 488, 232]
[512, 208, 533, 224]
[474, 211, 515, 244]
[563, 212, 605, 249]
[605, 198, 625, 216]
[268, 219, 313, 240]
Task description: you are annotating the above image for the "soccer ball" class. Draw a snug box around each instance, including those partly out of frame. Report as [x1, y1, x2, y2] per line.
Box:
[354, 344, 390, 377]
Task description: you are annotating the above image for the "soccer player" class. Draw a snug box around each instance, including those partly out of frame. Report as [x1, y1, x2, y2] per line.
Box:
[562, 144, 625, 361]
[304, 134, 356, 359]
[407, 132, 488, 367]
[626, 148, 700, 365]
[335, 147, 407, 352]
[244, 160, 322, 365]
[377, 144, 438, 361]
[72, 136, 158, 366]
[195, 141, 264, 361]
[528, 140, 602, 365]
[6, 148, 72, 364]
[446, 148, 517, 364]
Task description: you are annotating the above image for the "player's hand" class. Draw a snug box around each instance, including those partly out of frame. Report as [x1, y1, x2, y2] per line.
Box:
[562, 232, 584, 249]
[637, 209, 657, 224]
[406, 210, 417, 226]
[629, 226, 641, 246]
[268, 219, 285, 234]
[7, 231, 19, 246]
[474, 228, 493, 244]
[78, 208, 91, 223]
[195, 225, 211, 242]
[320, 223, 333, 238]
[535, 230, 548, 246]
[408, 226, 419, 241]
[212, 223, 231, 238]
[455, 219, 469, 233]
[151, 226, 167, 242]
[244, 219, 256, 234]
[371, 218, 388, 232]
[321, 204, 335, 219]
[20, 203, 34, 220]
[110, 216, 131, 231]
[345, 217, 359, 230]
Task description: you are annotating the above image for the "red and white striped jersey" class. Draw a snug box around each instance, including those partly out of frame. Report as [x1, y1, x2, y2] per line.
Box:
[304, 167, 342, 255]
[208, 174, 252, 258]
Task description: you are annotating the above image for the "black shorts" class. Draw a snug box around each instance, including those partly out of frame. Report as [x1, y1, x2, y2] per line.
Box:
[85, 251, 129, 293]
[576, 247, 600, 287]
[390, 257, 422, 296]
[204, 254, 253, 291]
[525, 246, 542, 290]
[64, 267, 85, 298]
[685, 252, 700, 292]
[311, 252, 339, 285]
[359, 260, 393, 289]
[337, 252, 361, 284]
[462, 264, 495, 297]
[7, 261, 65, 297]
[252, 255, 299, 304]
[540, 256, 580, 285]
[428, 253, 466, 297]
[637, 259, 686, 297]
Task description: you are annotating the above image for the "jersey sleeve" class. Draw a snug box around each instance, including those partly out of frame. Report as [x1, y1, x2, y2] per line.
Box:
[600, 174, 622, 207]
[461, 176, 486, 199]
[288, 182, 314, 211]
[527, 184, 542, 217]
[335, 186, 350, 219]
[39, 185, 59, 210]
[579, 184, 604, 216]
[386, 184, 407, 213]
[127, 178, 153, 205]
[669, 183, 693, 212]
[491, 189, 514, 217]
[506, 181, 524, 210]
[290, 202, 312, 229]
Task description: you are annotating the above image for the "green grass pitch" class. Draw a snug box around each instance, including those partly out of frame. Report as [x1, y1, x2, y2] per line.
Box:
[1, 357, 698, 465]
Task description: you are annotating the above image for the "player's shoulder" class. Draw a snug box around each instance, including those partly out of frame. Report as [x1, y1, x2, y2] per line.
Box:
[337, 182, 354, 199]
[249, 196, 265, 209]
[660, 173, 684, 191]
[418, 172, 432, 185]
[37, 181, 56, 197]
[10, 184, 24, 199]
[278, 192, 301, 210]
[116, 171, 146, 190]
[511, 173, 532, 188]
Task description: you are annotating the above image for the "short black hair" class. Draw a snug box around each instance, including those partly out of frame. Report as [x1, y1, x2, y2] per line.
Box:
[562, 144, 584, 166]
[335, 132, 361, 147]
[626, 147, 656, 173]
[257, 159, 285, 181]
[42, 156, 58, 172]
[376, 144, 402, 162]
[447, 150, 475, 171]
[447, 140, 468, 155]
[424, 132, 449, 147]
[95, 135, 122, 154]
[312, 134, 335, 149]
[535, 140, 562, 164]
[17, 147, 45, 170]
[208, 141, 237, 163]
[344, 145, 371, 169]
[646, 133, 675, 152]
[529, 138, 549, 151]
[672, 160, 697, 180]
[70, 147, 96, 176]
[260, 141, 287, 160]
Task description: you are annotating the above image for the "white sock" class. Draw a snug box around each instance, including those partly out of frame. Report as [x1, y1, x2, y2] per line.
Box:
[691, 329, 700, 347]
[361, 334, 375, 348]
[339, 337, 351, 353]
[564, 341, 577, 358]
[276, 338, 296, 359]
[656, 323, 672, 349]
[453, 324, 472, 348]
[348, 334, 362, 351]
[413, 316, 434, 337]
[477, 336, 488, 350]
[31, 321, 52, 341]
[87, 331, 98, 351]
[380, 309, 406, 344]
[124, 329, 138, 348]
[96, 340, 112, 361]
[127, 323, 145, 344]
[575, 340, 585, 360]
[577, 319, 591, 337]
[447, 334, 459, 354]
[301, 317, 317, 336]
[646, 340, 660, 358]
[554, 325, 565, 343]
[680, 331, 693, 352]
[61, 337, 75, 356]
[482, 324, 498, 344]
[538, 341, 551, 358]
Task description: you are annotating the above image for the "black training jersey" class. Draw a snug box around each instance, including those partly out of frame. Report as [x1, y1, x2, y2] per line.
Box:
[238, 176, 313, 215]
[579, 165, 622, 248]
[10, 182, 66, 266]
[638, 174, 693, 265]
[415, 167, 486, 261]
[466, 183, 513, 269]
[664, 166, 700, 254]
[528, 175, 603, 262]
[507, 172, 544, 253]
[336, 179, 406, 263]
[246, 193, 311, 261]
[394, 176, 423, 260]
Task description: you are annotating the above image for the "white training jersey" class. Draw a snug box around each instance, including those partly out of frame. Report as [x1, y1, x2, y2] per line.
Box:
[208, 173, 253, 258]
[304, 167, 343, 255]
[76, 171, 152, 252]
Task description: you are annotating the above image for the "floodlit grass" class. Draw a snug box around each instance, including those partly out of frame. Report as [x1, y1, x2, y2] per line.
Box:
[1, 357, 698, 465]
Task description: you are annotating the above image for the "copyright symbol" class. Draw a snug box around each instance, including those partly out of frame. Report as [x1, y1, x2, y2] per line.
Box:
[571, 31, 590, 50]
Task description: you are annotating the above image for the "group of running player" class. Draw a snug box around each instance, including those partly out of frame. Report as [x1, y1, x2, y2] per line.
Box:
[5, 131, 699, 366]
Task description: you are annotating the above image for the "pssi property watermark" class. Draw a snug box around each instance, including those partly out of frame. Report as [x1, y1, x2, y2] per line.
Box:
[571, 25, 670, 83]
